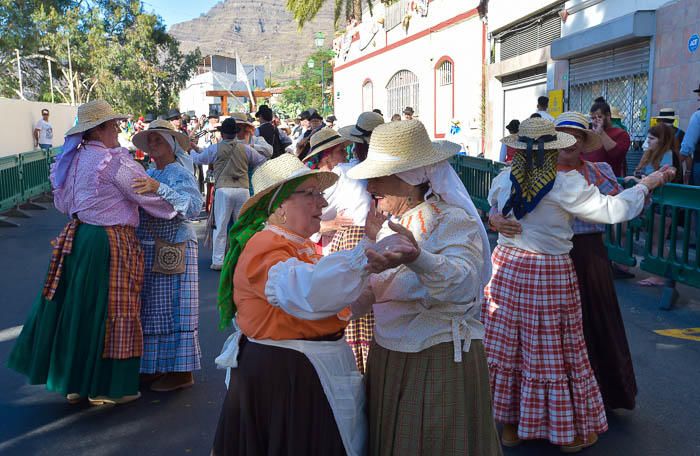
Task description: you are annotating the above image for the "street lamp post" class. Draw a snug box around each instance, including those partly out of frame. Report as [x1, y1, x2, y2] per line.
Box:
[314, 32, 326, 115]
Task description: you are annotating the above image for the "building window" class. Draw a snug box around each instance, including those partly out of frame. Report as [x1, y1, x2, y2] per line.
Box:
[362, 79, 374, 111]
[434, 57, 454, 138]
[386, 70, 419, 119]
[493, 6, 562, 62]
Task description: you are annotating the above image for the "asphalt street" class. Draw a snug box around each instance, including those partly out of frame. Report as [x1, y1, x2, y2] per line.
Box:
[1, 205, 699, 455]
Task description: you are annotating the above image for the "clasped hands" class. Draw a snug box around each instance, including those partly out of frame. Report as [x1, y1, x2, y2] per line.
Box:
[363, 200, 420, 274]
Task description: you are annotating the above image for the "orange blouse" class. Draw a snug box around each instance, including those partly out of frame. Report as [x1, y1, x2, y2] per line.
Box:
[234, 226, 348, 340]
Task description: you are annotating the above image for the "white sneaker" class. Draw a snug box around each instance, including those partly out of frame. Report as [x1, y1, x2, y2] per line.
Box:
[210, 263, 222, 271]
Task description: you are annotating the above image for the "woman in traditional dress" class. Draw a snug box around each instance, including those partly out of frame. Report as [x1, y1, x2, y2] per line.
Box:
[489, 111, 639, 412]
[131, 120, 204, 391]
[7, 100, 177, 405]
[331, 111, 384, 374]
[483, 117, 674, 452]
[212, 154, 418, 456]
[347, 119, 502, 456]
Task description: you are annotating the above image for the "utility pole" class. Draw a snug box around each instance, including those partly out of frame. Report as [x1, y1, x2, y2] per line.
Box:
[15, 49, 24, 99]
[67, 37, 75, 105]
[47, 58, 54, 103]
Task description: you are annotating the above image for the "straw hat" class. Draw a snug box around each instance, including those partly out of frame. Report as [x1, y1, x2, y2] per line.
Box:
[132, 119, 191, 153]
[500, 117, 576, 150]
[239, 154, 338, 217]
[338, 111, 385, 144]
[302, 127, 348, 162]
[553, 111, 602, 153]
[610, 106, 624, 119]
[229, 112, 255, 128]
[65, 100, 127, 136]
[656, 108, 679, 121]
[347, 119, 461, 180]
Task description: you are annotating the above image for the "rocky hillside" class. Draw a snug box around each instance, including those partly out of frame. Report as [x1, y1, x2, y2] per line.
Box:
[169, 0, 336, 81]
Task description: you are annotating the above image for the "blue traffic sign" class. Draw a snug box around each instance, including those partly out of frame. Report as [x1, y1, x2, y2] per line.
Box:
[689, 34, 699, 53]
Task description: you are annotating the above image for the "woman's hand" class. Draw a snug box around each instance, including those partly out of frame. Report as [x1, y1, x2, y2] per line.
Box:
[132, 176, 160, 194]
[319, 212, 354, 234]
[623, 175, 641, 184]
[365, 234, 418, 273]
[488, 212, 522, 237]
[639, 165, 675, 191]
[364, 199, 386, 241]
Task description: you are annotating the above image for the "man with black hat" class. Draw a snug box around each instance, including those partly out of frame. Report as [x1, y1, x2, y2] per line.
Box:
[254, 105, 289, 159]
[325, 115, 337, 129]
[165, 107, 181, 127]
[190, 117, 266, 270]
[680, 84, 700, 185]
[292, 110, 310, 142]
[295, 108, 325, 159]
[403, 106, 415, 120]
[33, 108, 53, 150]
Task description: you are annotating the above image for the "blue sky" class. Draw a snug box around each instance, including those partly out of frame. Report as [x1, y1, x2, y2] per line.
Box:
[142, 0, 222, 28]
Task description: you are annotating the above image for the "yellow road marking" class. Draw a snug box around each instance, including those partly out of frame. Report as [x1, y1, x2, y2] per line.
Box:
[654, 328, 700, 342]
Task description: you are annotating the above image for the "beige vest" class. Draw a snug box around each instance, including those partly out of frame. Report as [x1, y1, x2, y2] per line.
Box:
[214, 140, 249, 189]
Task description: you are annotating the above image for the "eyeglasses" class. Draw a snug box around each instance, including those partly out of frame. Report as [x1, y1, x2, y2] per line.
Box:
[292, 189, 324, 199]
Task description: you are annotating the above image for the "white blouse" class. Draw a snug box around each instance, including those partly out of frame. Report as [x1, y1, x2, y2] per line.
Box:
[322, 160, 372, 226]
[357, 199, 487, 362]
[488, 168, 649, 255]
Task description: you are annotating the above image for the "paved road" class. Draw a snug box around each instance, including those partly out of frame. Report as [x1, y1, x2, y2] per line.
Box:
[1, 206, 699, 455]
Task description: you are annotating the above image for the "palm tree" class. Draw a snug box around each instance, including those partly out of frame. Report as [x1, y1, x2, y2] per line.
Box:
[286, 0, 396, 28]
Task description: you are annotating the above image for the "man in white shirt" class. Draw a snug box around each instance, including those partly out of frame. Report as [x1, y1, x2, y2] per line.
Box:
[34, 109, 53, 150]
[536, 96, 555, 121]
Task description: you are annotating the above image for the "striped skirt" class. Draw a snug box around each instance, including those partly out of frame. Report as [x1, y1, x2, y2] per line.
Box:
[328, 225, 374, 374]
[482, 245, 608, 445]
[140, 240, 201, 374]
[366, 340, 502, 456]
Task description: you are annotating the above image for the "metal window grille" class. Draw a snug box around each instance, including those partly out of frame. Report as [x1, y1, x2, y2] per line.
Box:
[437, 60, 453, 86]
[497, 11, 562, 62]
[362, 80, 374, 111]
[386, 70, 419, 118]
[385, 0, 411, 31]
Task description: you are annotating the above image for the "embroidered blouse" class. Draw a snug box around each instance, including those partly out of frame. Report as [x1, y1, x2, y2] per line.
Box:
[353, 199, 486, 362]
[234, 224, 371, 340]
[148, 162, 204, 243]
[488, 167, 648, 255]
[52, 141, 176, 226]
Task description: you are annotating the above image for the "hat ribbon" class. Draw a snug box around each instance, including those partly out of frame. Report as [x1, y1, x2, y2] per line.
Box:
[518, 134, 556, 169]
[309, 134, 342, 153]
[353, 124, 372, 136]
[556, 120, 587, 130]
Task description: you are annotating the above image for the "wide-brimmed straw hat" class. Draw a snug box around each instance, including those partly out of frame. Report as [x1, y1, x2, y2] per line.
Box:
[239, 154, 338, 217]
[656, 108, 679, 121]
[229, 112, 255, 128]
[500, 117, 576, 150]
[553, 111, 602, 153]
[302, 127, 347, 162]
[65, 100, 127, 136]
[132, 119, 191, 153]
[338, 111, 385, 144]
[347, 119, 461, 180]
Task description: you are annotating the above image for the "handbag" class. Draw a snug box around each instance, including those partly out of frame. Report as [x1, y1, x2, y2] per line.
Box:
[146, 218, 186, 275]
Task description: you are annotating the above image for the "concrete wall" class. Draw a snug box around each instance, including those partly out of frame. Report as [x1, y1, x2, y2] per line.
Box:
[0, 99, 77, 157]
[333, 1, 483, 152]
[650, 0, 700, 130]
[562, 0, 673, 36]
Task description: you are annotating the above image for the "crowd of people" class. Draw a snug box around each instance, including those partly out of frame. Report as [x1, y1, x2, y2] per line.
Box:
[11, 91, 686, 455]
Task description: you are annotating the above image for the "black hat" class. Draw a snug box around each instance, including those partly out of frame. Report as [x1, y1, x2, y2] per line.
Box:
[326, 115, 337, 123]
[217, 117, 238, 135]
[693, 84, 700, 93]
[372, 108, 383, 116]
[255, 105, 273, 121]
[299, 110, 311, 120]
[403, 106, 414, 115]
[165, 108, 181, 120]
[308, 109, 323, 121]
[144, 113, 155, 123]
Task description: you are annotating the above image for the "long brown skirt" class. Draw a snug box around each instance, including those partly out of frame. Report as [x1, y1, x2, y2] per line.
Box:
[212, 337, 345, 456]
[570, 233, 637, 410]
[365, 340, 502, 456]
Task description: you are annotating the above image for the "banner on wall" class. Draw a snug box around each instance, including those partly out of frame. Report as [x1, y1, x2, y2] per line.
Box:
[548, 89, 564, 118]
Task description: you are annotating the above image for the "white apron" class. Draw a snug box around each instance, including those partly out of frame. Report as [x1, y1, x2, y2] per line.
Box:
[216, 325, 367, 456]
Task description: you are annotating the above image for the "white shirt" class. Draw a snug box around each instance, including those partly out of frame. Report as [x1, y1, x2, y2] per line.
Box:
[536, 110, 555, 122]
[488, 169, 649, 255]
[326, 160, 371, 226]
[35, 119, 53, 145]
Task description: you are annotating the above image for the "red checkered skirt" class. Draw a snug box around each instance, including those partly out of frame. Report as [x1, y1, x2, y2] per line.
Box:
[482, 245, 607, 445]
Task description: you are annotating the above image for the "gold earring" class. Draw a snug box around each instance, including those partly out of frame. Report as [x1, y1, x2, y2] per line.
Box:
[280, 213, 287, 224]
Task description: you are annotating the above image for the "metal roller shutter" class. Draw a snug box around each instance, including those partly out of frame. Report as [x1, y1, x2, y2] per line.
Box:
[569, 41, 650, 85]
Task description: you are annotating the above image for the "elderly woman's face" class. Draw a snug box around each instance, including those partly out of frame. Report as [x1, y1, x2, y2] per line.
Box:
[278, 177, 328, 237]
[147, 133, 174, 161]
[319, 145, 347, 171]
[366, 175, 418, 216]
[557, 128, 586, 163]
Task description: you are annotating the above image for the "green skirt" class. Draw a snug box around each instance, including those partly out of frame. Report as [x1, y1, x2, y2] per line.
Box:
[7, 223, 140, 398]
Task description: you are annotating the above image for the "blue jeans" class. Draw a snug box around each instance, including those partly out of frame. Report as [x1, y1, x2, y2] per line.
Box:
[39, 144, 51, 151]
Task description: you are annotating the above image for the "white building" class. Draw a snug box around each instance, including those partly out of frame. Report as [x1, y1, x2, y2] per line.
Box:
[179, 55, 265, 117]
[332, 0, 487, 155]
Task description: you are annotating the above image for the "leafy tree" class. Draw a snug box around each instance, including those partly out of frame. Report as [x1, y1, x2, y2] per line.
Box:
[0, 0, 200, 115]
[286, 0, 401, 28]
[276, 49, 334, 118]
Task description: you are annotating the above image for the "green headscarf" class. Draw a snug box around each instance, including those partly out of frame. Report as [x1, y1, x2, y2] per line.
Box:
[216, 177, 310, 330]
